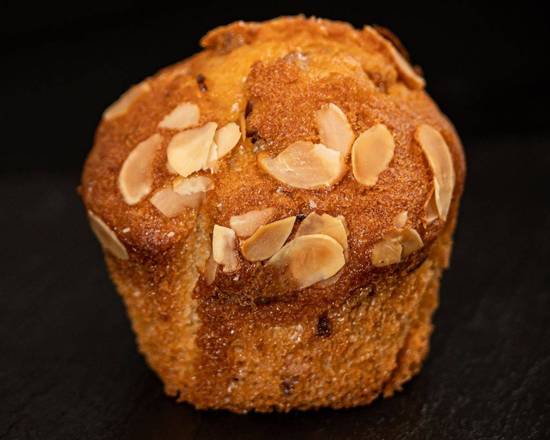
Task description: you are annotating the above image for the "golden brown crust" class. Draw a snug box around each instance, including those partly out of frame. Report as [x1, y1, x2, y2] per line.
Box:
[81, 16, 465, 412]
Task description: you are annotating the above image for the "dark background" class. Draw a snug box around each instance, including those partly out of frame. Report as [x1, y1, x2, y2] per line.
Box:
[1, 1, 549, 439]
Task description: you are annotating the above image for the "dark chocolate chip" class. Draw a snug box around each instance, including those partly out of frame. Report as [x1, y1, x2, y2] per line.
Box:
[196, 74, 207, 92]
[245, 101, 253, 117]
[280, 377, 297, 396]
[316, 313, 331, 337]
[255, 296, 277, 306]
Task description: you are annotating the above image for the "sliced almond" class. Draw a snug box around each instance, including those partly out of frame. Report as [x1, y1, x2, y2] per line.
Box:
[364, 26, 425, 90]
[386, 40, 425, 89]
[338, 215, 350, 235]
[158, 102, 200, 130]
[204, 254, 218, 285]
[150, 188, 187, 217]
[176, 191, 205, 209]
[87, 211, 128, 260]
[267, 234, 345, 289]
[393, 210, 408, 229]
[352, 123, 395, 186]
[258, 141, 344, 189]
[166, 161, 178, 175]
[171, 175, 212, 208]
[205, 122, 241, 171]
[295, 212, 348, 251]
[173, 175, 213, 195]
[214, 122, 241, 158]
[240, 216, 296, 262]
[315, 269, 343, 288]
[150, 188, 199, 217]
[371, 238, 402, 267]
[423, 191, 439, 224]
[415, 124, 455, 221]
[103, 82, 151, 121]
[400, 228, 423, 257]
[229, 207, 275, 238]
[212, 225, 239, 272]
[206, 142, 219, 170]
[239, 112, 247, 142]
[371, 227, 424, 267]
[167, 122, 217, 177]
[118, 134, 162, 205]
[315, 103, 355, 157]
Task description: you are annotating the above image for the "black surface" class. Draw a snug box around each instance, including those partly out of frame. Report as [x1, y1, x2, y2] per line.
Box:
[1, 2, 550, 439]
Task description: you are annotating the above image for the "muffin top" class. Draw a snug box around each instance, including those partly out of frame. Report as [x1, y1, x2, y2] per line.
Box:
[82, 16, 465, 302]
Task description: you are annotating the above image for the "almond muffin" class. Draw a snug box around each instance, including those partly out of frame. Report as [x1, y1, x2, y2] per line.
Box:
[81, 16, 465, 413]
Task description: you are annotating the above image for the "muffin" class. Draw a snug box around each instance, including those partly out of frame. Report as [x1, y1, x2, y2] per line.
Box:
[81, 16, 465, 413]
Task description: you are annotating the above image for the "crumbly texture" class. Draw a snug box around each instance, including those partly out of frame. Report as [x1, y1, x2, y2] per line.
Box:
[81, 16, 465, 412]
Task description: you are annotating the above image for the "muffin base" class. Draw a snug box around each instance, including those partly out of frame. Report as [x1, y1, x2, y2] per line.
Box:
[105, 211, 454, 413]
